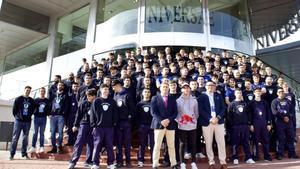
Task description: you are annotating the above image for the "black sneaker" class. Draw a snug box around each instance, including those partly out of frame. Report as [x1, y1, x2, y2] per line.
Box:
[47, 147, 57, 154]
[171, 165, 179, 169]
[9, 156, 14, 160]
[116, 163, 123, 168]
[276, 155, 283, 160]
[58, 146, 64, 154]
[264, 157, 272, 162]
[289, 155, 299, 159]
[22, 154, 29, 159]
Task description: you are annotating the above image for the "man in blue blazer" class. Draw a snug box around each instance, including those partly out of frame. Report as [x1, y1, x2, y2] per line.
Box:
[151, 82, 178, 169]
[198, 81, 227, 169]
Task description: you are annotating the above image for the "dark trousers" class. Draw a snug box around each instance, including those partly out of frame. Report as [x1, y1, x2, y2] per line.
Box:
[252, 123, 270, 159]
[231, 125, 251, 160]
[276, 120, 296, 157]
[66, 116, 77, 145]
[179, 129, 197, 163]
[196, 123, 205, 153]
[32, 117, 47, 148]
[137, 124, 154, 162]
[116, 120, 132, 164]
[92, 127, 114, 166]
[10, 120, 31, 156]
[70, 124, 93, 164]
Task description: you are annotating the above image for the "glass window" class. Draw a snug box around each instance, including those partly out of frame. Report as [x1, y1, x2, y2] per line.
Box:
[57, 5, 90, 56]
[209, 0, 250, 41]
[96, 0, 138, 40]
[3, 36, 49, 74]
[145, 0, 203, 33]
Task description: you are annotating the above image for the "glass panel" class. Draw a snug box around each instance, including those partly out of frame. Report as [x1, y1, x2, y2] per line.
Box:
[209, 0, 250, 41]
[96, 0, 138, 40]
[3, 36, 49, 74]
[145, 0, 203, 33]
[57, 5, 90, 56]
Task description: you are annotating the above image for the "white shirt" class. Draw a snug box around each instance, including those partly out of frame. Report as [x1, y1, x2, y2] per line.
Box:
[206, 92, 216, 118]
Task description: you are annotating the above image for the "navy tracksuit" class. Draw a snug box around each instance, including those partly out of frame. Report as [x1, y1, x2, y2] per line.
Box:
[271, 98, 296, 157]
[227, 100, 252, 160]
[114, 89, 136, 164]
[90, 97, 118, 166]
[285, 92, 297, 139]
[136, 100, 154, 163]
[66, 93, 78, 145]
[248, 99, 272, 160]
[70, 100, 93, 165]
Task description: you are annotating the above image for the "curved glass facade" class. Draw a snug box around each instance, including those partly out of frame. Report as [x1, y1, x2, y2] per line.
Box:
[93, 0, 254, 55]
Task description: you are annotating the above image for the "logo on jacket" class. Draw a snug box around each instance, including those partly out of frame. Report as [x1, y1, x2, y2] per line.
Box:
[117, 100, 123, 107]
[269, 89, 273, 94]
[248, 95, 253, 101]
[143, 106, 150, 113]
[102, 104, 109, 111]
[237, 105, 244, 113]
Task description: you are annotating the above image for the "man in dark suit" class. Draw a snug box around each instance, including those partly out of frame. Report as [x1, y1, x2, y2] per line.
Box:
[151, 82, 178, 169]
[198, 81, 227, 169]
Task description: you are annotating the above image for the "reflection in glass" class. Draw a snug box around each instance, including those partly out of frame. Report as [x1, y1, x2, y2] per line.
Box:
[145, 0, 203, 33]
[209, 0, 250, 41]
[3, 36, 49, 74]
[57, 5, 90, 56]
[96, 0, 138, 40]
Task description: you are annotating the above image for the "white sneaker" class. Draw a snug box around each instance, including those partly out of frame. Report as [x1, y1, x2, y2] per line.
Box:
[246, 158, 256, 164]
[27, 147, 36, 153]
[180, 163, 186, 169]
[107, 164, 116, 169]
[196, 152, 206, 158]
[184, 153, 191, 159]
[191, 162, 198, 169]
[91, 165, 99, 169]
[233, 159, 239, 165]
[68, 163, 75, 169]
[137, 161, 144, 168]
[39, 147, 45, 153]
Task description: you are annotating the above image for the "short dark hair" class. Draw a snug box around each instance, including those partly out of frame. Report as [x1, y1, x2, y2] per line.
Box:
[86, 88, 97, 96]
[25, 86, 32, 90]
[100, 84, 110, 89]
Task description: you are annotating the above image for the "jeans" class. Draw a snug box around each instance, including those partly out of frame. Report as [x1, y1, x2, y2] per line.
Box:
[32, 117, 47, 148]
[50, 115, 64, 147]
[10, 120, 31, 156]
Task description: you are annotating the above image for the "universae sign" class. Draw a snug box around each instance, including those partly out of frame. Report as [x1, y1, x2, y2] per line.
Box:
[256, 10, 300, 50]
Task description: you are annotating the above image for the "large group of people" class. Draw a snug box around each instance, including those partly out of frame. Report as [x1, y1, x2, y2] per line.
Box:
[9, 47, 299, 169]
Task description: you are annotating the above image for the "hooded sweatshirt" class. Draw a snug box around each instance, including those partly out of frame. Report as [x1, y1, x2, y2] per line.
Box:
[176, 94, 199, 130]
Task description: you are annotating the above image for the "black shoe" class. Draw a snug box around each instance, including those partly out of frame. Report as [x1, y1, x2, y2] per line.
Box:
[264, 157, 272, 162]
[58, 146, 63, 154]
[116, 163, 124, 168]
[9, 156, 14, 160]
[252, 156, 259, 161]
[22, 154, 29, 159]
[277, 155, 283, 160]
[161, 161, 170, 168]
[47, 147, 57, 154]
[152, 167, 158, 169]
[126, 163, 132, 168]
[289, 155, 299, 159]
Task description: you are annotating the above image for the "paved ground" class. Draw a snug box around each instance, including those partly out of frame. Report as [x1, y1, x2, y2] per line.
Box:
[1, 151, 300, 169]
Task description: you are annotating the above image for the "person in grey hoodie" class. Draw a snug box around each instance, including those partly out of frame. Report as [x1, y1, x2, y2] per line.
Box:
[176, 83, 199, 169]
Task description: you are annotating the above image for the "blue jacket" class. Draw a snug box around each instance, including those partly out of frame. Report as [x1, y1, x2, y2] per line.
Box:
[150, 94, 178, 130]
[198, 92, 226, 126]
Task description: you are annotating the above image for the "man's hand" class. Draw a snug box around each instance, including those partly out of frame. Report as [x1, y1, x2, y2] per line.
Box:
[72, 127, 78, 133]
[210, 117, 219, 125]
[284, 116, 290, 123]
[249, 125, 254, 132]
[161, 119, 170, 128]
[267, 125, 272, 132]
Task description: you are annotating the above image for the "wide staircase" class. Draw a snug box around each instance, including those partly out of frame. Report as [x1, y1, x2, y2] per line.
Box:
[28, 128, 300, 167]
